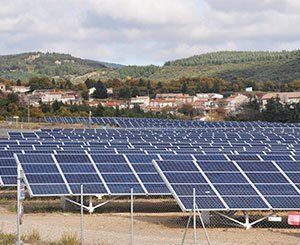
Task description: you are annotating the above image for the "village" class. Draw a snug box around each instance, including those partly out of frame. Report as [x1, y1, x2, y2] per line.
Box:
[1, 82, 300, 120]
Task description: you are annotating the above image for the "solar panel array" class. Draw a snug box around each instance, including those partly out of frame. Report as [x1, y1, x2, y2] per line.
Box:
[45, 116, 300, 128]
[2, 117, 300, 211]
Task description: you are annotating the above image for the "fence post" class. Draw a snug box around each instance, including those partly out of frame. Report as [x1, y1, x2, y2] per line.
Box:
[131, 188, 134, 245]
[193, 188, 197, 245]
[80, 184, 84, 245]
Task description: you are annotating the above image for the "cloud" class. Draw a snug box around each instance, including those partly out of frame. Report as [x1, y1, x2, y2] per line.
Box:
[0, 0, 299, 65]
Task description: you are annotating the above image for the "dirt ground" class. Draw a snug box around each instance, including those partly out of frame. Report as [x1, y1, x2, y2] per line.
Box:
[0, 200, 300, 245]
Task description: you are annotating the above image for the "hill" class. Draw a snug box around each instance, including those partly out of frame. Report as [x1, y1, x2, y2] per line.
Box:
[1, 50, 300, 83]
[151, 50, 300, 82]
[0, 52, 114, 82]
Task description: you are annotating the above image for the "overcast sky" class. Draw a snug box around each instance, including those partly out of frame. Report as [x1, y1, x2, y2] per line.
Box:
[0, 0, 300, 65]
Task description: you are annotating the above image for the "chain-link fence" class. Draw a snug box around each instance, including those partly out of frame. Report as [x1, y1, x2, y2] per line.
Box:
[1, 192, 300, 244]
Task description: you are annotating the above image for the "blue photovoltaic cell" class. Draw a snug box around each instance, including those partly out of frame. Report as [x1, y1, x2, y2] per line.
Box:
[214, 184, 258, 196]
[265, 197, 300, 209]
[172, 184, 215, 195]
[60, 164, 95, 173]
[1, 176, 17, 185]
[222, 196, 268, 209]
[158, 160, 198, 172]
[91, 154, 127, 163]
[160, 154, 194, 161]
[22, 164, 58, 173]
[164, 172, 207, 183]
[205, 173, 248, 184]
[26, 174, 65, 184]
[64, 174, 101, 183]
[275, 162, 300, 171]
[237, 161, 278, 172]
[107, 183, 144, 193]
[55, 154, 91, 164]
[126, 154, 159, 163]
[102, 173, 138, 183]
[179, 196, 226, 210]
[69, 183, 106, 194]
[193, 155, 227, 161]
[228, 155, 260, 161]
[197, 161, 239, 172]
[246, 173, 288, 183]
[29, 184, 70, 195]
[256, 184, 299, 195]
[96, 164, 132, 173]
[138, 173, 163, 183]
[18, 154, 55, 164]
[143, 184, 170, 193]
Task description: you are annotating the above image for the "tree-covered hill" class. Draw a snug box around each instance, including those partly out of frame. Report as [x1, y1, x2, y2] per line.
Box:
[1, 50, 300, 84]
[153, 50, 300, 82]
[0, 52, 111, 82]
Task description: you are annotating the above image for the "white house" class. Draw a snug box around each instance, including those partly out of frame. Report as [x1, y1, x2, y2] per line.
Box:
[225, 94, 249, 114]
[130, 96, 150, 108]
[0, 83, 6, 92]
[261, 92, 300, 107]
[11, 86, 30, 93]
[196, 93, 223, 99]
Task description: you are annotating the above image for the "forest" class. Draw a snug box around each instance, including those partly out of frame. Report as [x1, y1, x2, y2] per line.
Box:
[1, 50, 300, 83]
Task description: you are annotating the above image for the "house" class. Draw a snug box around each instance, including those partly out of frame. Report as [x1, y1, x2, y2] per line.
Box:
[41, 90, 62, 103]
[225, 94, 249, 114]
[196, 93, 223, 100]
[0, 83, 6, 92]
[156, 93, 184, 99]
[174, 95, 195, 105]
[130, 96, 150, 108]
[61, 91, 82, 105]
[101, 100, 127, 109]
[11, 86, 30, 93]
[149, 99, 177, 109]
[261, 92, 300, 107]
[32, 89, 82, 105]
[88, 87, 96, 95]
[107, 87, 113, 95]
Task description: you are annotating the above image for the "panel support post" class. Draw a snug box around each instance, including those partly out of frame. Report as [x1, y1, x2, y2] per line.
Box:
[244, 211, 250, 230]
[130, 188, 134, 245]
[193, 188, 197, 245]
[80, 184, 84, 245]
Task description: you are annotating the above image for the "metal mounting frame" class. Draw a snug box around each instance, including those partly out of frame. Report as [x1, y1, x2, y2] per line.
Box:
[215, 211, 278, 229]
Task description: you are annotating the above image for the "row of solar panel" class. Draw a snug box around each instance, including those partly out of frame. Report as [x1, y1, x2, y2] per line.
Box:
[153, 159, 300, 211]
[44, 117, 300, 128]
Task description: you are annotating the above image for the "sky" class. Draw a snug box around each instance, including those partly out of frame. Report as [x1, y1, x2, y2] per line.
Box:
[0, 0, 300, 65]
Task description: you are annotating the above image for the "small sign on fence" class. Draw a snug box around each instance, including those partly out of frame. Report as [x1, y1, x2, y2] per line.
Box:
[288, 213, 300, 226]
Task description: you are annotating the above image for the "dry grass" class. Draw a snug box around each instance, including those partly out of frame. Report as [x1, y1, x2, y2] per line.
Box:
[57, 233, 80, 245]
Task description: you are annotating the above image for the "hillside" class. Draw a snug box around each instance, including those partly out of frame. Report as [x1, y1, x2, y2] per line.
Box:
[0, 50, 300, 83]
[151, 51, 300, 82]
[0, 52, 114, 82]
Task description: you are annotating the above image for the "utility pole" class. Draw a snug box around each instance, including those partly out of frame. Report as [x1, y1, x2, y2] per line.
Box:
[27, 97, 30, 123]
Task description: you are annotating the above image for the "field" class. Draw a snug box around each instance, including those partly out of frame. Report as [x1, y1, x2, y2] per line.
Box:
[0, 197, 300, 244]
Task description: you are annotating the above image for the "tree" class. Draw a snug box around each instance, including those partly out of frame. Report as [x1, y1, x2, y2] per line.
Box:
[181, 82, 188, 94]
[94, 104, 105, 117]
[262, 97, 286, 122]
[52, 100, 62, 113]
[118, 87, 131, 99]
[93, 80, 108, 99]
[131, 86, 140, 97]
[85, 78, 96, 89]
[30, 107, 44, 118]
[178, 104, 196, 119]
[29, 77, 54, 91]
